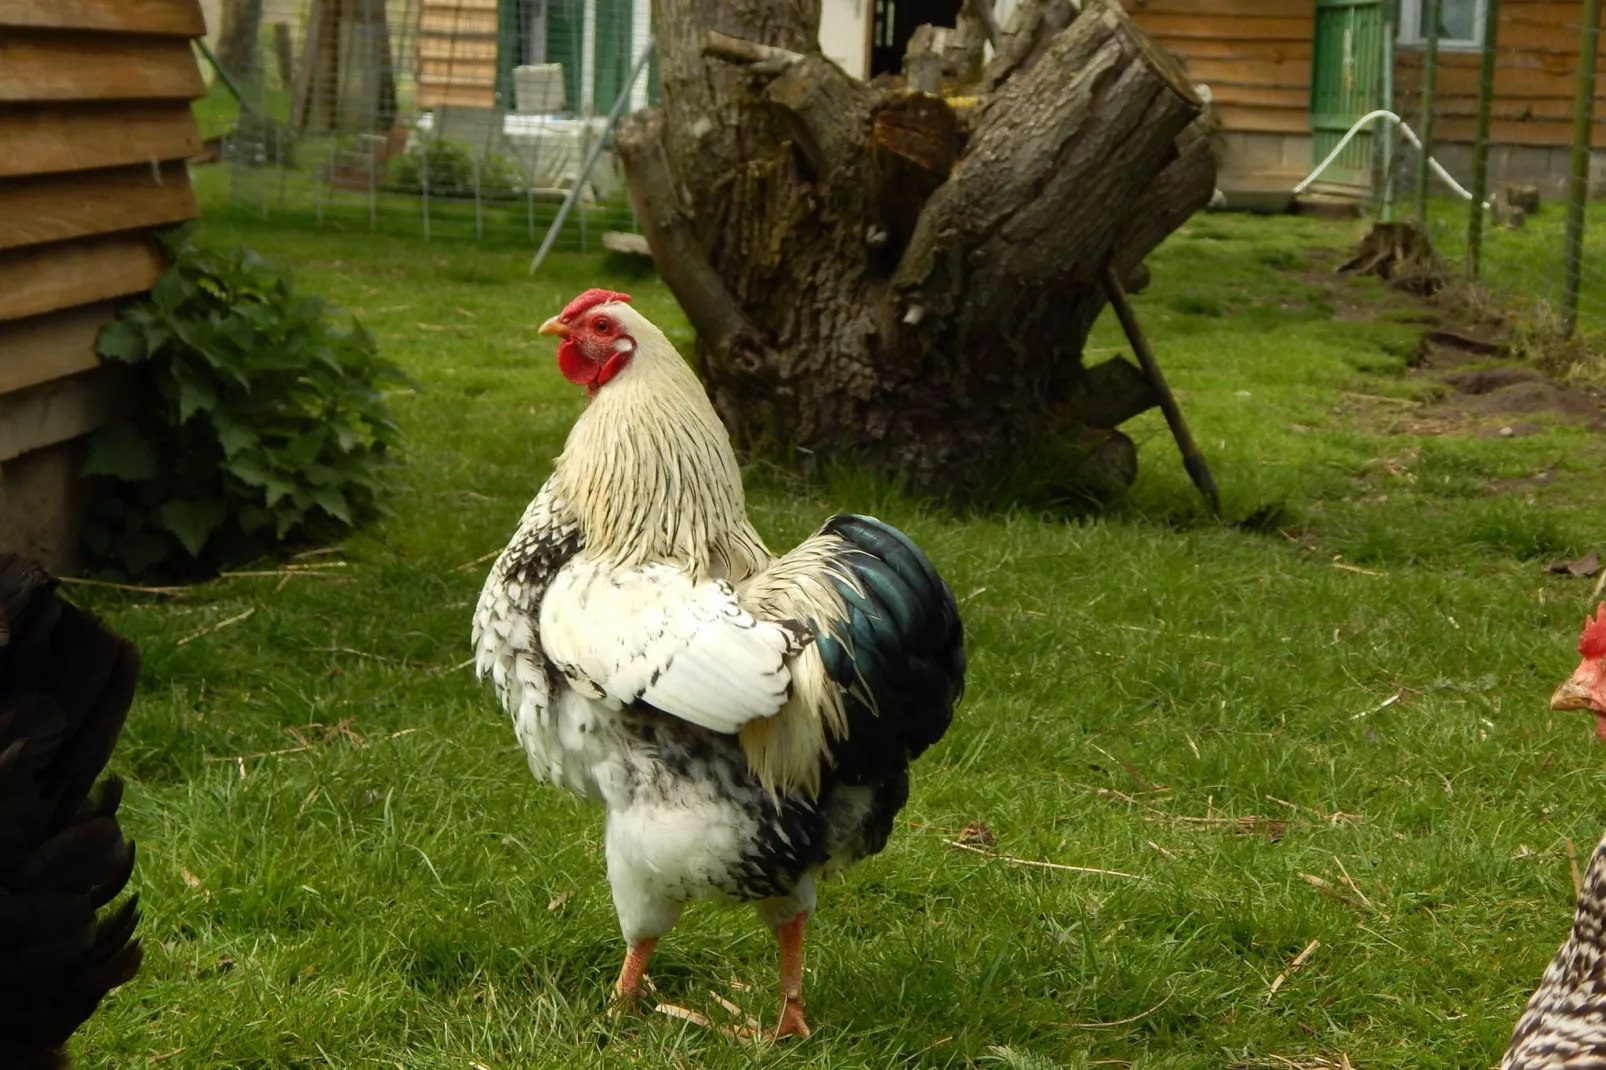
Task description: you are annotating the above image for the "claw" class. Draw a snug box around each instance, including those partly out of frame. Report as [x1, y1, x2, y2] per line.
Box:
[773, 997, 811, 1039]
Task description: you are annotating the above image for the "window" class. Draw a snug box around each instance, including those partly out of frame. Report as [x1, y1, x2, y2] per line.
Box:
[1398, 0, 1486, 49]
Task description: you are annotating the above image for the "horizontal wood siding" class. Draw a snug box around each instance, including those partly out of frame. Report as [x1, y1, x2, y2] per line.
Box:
[0, 162, 199, 250]
[1397, 0, 1606, 148]
[1124, 0, 1313, 136]
[0, 0, 205, 35]
[0, 102, 201, 178]
[0, 33, 206, 102]
[0, 304, 115, 398]
[417, 0, 499, 109]
[0, 1, 204, 468]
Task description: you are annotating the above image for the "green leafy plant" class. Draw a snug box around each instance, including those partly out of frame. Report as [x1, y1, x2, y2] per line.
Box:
[84, 228, 411, 579]
[389, 139, 526, 200]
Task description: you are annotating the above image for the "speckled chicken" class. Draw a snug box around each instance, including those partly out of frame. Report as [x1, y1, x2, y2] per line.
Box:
[472, 289, 966, 1037]
[1502, 603, 1606, 1069]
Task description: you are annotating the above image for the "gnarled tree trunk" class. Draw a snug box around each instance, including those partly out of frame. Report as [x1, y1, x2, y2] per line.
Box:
[617, 0, 1215, 495]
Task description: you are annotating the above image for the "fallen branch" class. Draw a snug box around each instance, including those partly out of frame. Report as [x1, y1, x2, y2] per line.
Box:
[945, 839, 1148, 881]
[1059, 988, 1174, 1029]
[1299, 872, 1375, 913]
[58, 576, 186, 596]
[703, 30, 803, 70]
[449, 549, 501, 574]
[177, 607, 256, 646]
[1568, 837, 1584, 899]
[1330, 562, 1386, 578]
[1266, 938, 1320, 1001]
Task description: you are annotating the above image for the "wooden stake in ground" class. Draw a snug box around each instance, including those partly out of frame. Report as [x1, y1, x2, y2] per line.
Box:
[1102, 265, 1222, 518]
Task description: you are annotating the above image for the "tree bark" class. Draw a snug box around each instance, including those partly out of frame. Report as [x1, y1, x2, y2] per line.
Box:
[617, 0, 1215, 495]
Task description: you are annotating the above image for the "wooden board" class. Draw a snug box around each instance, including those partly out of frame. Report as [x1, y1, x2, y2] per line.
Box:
[0, 34, 205, 102]
[1182, 56, 1311, 91]
[417, 36, 500, 62]
[1211, 102, 1310, 135]
[416, 83, 499, 108]
[0, 162, 198, 251]
[1126, 0, 1319, 16]
[1129, 13, 1312, 42]
[419, 9, 498, 35]
[0, 0, 204, 35]
[0, 303, 111, 398]
[1149, 37, 1313, 64]
[0, 234, 166, 323]
[0, 102, 201, 179]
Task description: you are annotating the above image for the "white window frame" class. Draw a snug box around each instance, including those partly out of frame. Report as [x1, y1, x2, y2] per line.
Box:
[1397, 0, 1487, 51]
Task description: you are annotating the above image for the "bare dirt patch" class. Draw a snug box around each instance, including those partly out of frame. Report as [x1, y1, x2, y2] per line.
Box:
[1304, 252, 1606, 439]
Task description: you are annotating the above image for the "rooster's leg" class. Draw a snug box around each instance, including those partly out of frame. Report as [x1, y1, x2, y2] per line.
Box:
[772, 912, 810, 1039]
[614, 938, 658, 1002]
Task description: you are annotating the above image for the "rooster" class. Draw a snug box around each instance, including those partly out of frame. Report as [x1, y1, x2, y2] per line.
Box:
[1501, 603, 1606, 1069]
[0, 555, 143, 1069]
[472, 288, 965, 1038]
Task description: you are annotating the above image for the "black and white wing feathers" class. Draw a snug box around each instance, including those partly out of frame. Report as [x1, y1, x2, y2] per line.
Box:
[541, 559, 811, 734]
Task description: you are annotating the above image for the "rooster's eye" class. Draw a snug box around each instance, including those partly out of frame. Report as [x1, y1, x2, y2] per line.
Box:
[594, 318, 612, 333]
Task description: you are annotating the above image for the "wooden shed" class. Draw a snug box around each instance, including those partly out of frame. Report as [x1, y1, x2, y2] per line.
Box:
[1121, 0, 1606, 199]
[0, 0, 207, 572]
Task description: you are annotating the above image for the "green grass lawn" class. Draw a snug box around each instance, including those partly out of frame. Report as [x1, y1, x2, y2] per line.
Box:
[68, 200, 1606, 1069]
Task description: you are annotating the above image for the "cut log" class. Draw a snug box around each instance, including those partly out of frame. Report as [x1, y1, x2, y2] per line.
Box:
[618, 0, 1215, 494]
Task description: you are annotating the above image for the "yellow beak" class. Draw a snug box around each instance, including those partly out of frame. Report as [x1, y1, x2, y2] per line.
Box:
[539, 316, 569, 337]
[1552, 675, 1596, 712]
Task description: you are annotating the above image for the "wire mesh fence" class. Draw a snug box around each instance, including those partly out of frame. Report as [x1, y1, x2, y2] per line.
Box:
[1344, 0, 1606, 344]
[212, 0, 653, 251]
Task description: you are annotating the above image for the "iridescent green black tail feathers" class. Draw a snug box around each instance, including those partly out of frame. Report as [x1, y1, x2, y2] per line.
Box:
[0, 555, 142, 1070]
[814, 515, 965, 786]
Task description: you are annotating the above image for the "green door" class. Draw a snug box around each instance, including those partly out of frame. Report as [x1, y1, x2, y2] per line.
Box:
[1311, 0, 1384, 189]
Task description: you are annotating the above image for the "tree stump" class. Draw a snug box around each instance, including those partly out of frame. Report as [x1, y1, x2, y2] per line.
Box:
[617, 0, 1216, 495]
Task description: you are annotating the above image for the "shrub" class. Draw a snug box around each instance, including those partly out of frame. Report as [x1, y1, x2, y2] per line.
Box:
[389, 139, 526, 200]
[84, 228, 412, 580]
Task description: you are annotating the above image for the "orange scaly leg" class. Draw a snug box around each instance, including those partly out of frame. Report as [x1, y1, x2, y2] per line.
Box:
[773, 912, 811, 1039]
[615, 938, 658, 1002]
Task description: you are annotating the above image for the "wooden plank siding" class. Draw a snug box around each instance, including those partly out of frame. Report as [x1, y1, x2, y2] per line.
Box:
[416, 0, 500, 109]
[0, 2, 205, 481]
[1125, 0, 1606, 150]
[0, 33, 206, 102]
[0, 0, 205, 35]
[1123, 0, 1315, 136]
[1395, 0, 1606, 148]
[0, 162, 199, 251]
[0, 102, 202, 178]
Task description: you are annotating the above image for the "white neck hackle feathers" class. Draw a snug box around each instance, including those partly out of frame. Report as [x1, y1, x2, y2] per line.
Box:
[546, 302, 849, 796]
[551, 303, 768, 579]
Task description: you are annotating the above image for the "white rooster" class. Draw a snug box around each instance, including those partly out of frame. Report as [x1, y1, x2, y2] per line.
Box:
[472, 288, 966, 1038]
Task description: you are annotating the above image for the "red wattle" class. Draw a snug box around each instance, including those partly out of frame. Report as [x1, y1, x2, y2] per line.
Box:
[556, 339, 600, 386]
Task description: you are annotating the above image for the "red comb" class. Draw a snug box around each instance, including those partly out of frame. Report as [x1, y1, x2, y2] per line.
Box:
[558, 288, 632, 322]
[1583, 603, 1606, 660]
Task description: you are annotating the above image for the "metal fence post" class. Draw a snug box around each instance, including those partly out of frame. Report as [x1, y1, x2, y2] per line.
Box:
[1467, 0, 1501, 277]
[1564, 0, 1603, 336]
[1379, 0, 1398, 221]
[1415, 0, 1442, 222]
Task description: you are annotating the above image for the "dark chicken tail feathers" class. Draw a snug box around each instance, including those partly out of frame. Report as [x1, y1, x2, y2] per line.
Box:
[816, 515, 966, 785]
[0, 554, 142, 1068]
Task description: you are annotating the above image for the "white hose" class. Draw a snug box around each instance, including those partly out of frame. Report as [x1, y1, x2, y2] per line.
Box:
[1293, 108, 1489, 210]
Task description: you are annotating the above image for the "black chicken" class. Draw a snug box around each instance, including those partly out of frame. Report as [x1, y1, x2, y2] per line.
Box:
[0, 555, 142, 1069]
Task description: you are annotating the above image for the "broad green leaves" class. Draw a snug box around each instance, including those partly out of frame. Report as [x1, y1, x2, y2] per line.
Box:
[84, 227, 411, 579]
